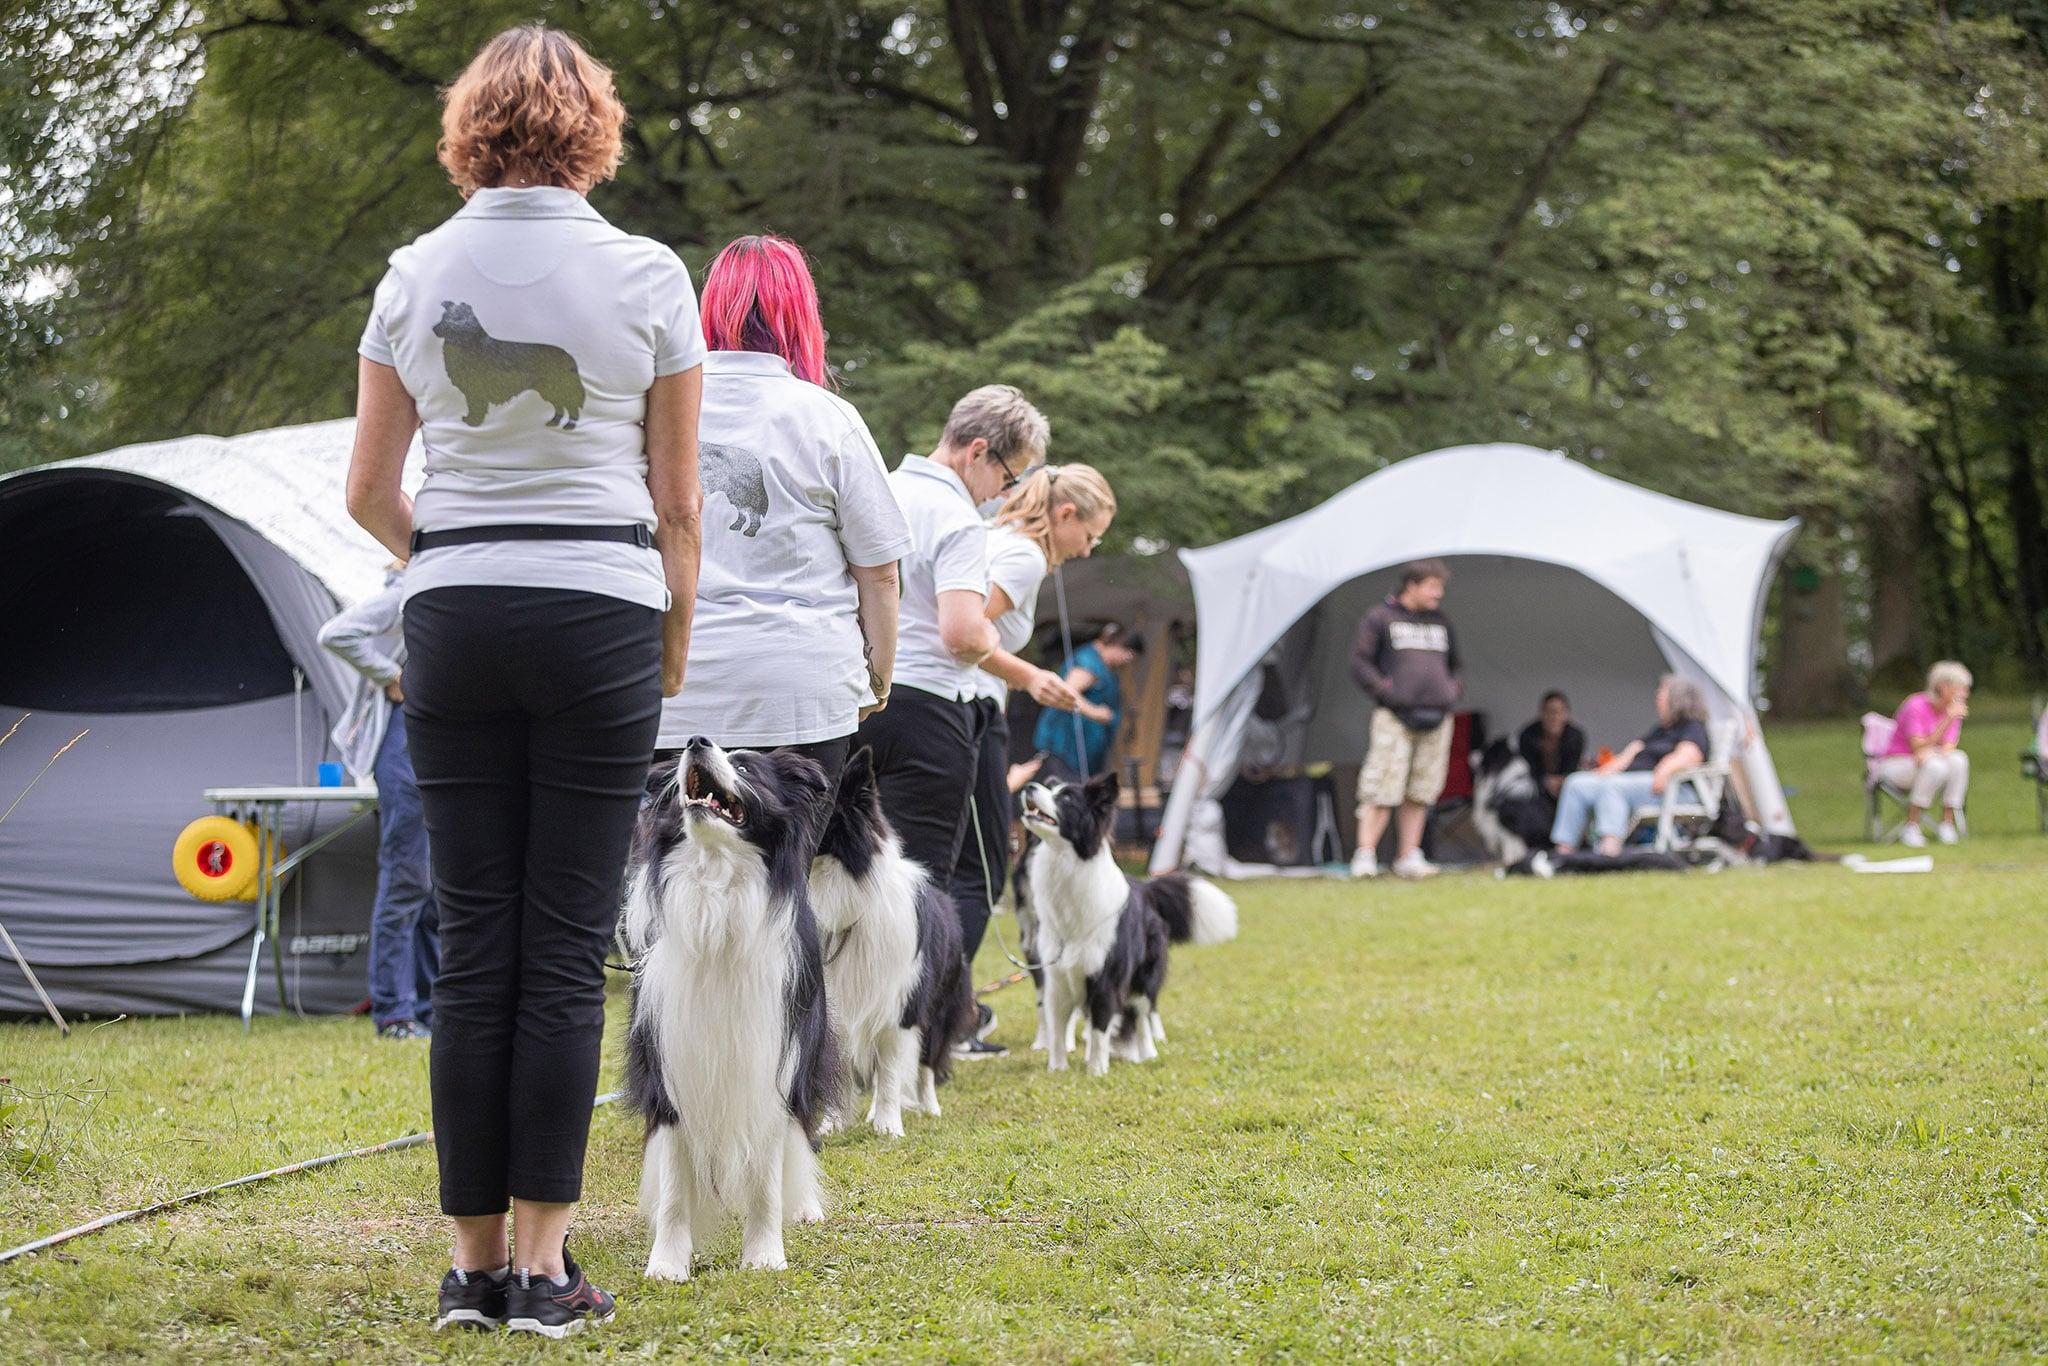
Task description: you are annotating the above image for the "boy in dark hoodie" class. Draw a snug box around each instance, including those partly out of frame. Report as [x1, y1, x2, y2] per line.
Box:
[1350, 559, 1462, 879]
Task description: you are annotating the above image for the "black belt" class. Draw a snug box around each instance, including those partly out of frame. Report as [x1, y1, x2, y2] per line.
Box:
[409, 523, 653, 555]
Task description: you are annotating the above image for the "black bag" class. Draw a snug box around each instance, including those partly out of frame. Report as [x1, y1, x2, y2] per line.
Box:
[1395, 705, 1447, 732]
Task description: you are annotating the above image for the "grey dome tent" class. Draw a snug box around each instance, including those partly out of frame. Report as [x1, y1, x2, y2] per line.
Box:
[0, 420, 417, 1016]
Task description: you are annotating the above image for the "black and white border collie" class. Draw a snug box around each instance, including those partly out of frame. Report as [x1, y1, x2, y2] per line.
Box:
[1018, 772, 1239, 1075]
[1009, 835, 1051, 1049]
[622, 739, 839, 1279]
[1471, 738, 1539, 865]
[1474, 737, 1548, 864]
[807, 747, 978, 1135]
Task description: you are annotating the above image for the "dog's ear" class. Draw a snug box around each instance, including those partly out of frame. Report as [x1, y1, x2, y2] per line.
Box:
[635, 755, 684, 859]
[837, 746, 877, 801]
[1085, 769, 1120, 818]
[646, 754, 683, 811]
[777, 752, 836, 851]
[778, 752, 835, 813]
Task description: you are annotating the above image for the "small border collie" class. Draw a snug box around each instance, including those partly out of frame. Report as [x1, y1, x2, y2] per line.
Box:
[622, 739, 840, 1280]
[1470, 738, 1536, 865]
[809, 747, 977, 1135]
[1019, 772, 1239, 1075]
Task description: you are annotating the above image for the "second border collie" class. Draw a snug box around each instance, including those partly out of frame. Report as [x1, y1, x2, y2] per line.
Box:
[1470, 738, 1535, 865]
[1019, 772, 1238, 1075]
[622, 739, 839, 1280]
[809, 748, 977, 1135]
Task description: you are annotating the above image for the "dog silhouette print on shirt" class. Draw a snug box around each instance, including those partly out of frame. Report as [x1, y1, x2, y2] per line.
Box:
[700, 441, 768, 537]
[434, 301, 586, 431]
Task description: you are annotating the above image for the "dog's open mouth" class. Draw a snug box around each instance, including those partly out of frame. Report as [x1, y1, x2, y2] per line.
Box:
[681, 762, 747, 826]
[1020, 783, 1058, 829]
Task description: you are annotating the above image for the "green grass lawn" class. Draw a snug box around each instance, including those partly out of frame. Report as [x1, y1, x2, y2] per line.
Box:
[4, 705, 2047, 1360]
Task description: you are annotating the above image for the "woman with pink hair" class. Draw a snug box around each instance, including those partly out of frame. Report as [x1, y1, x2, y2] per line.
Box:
[651, 235, 910, 791]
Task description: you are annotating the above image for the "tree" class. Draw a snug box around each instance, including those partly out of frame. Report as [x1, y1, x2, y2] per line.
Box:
[7, 0, 2048, 694]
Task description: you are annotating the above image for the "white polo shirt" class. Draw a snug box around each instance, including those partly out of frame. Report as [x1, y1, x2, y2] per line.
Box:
[656, 351, 912, 748]
[970, 525, 1049, 703]
[359, 186, 706, 610]
[888, 455, 988, 703]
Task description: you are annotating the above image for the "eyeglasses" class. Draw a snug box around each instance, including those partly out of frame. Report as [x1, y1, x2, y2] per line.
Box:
[997, 450, 1043, 492]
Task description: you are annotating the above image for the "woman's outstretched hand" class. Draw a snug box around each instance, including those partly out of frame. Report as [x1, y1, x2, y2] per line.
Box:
[1027, 668, 1083, 712]
[1007, 756, 1044, 793]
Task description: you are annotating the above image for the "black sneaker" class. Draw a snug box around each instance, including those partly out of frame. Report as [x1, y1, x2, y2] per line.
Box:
[433, 1265, 507, 1332]
[974, 1003, 998, 1041]
[503, 1248, 616, 1339]
[952, 1036, 1008, 1061]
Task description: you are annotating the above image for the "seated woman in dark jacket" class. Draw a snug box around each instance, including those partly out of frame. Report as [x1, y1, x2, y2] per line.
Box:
[1518, 691, 1585, 800]
[1495, 690, 1585, 845]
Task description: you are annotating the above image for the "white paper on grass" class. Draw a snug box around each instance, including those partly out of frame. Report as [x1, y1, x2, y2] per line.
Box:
[1842, 854, 1935, 874]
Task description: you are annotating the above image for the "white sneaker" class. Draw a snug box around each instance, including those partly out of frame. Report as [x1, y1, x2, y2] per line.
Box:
[1391, 850, 1439, 880]
[1349, 848, 1379, 879]
[1935, 821, 1960, 846]
[1899, 824, 1927, 849]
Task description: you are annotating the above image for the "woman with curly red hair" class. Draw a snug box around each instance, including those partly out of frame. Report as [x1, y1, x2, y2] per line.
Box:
[345, 24, 701, 1336]
[650, 235, 910, 792]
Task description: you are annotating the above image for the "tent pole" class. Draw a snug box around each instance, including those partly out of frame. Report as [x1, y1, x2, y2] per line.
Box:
[0, 918, 68, 1036]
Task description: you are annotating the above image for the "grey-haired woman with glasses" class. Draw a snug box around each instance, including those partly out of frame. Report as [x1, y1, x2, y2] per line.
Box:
[854, 385, 1053, 1055]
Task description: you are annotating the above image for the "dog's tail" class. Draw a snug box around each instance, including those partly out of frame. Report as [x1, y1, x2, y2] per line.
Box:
[1010, 832, 1036, 914]
[1151, 874, 1239, 946]
[912, 881, 977, 1084]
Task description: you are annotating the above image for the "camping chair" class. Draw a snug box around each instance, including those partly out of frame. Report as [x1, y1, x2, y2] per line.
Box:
[2024, 698, 2048, 834]
[1862, 711, 1911, 842]
[1627, 718, 1741, 854]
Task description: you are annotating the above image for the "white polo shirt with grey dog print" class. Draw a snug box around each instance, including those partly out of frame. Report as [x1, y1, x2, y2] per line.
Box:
[654, 350, 912, 749]
[358, 185, 706, 610]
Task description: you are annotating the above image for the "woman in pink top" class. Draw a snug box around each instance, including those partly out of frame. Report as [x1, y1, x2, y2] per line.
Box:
[1875, 660, 1973, 846]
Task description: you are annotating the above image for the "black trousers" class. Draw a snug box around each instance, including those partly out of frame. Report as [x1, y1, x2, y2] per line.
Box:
[650, 734, 850, 798]
[947, 698, 1010, 960]
[855, 684, 983, 937]
[404, 586, 661, 1215]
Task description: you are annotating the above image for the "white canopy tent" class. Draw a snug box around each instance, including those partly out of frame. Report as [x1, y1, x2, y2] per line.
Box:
[1150, 443, 1801, 873]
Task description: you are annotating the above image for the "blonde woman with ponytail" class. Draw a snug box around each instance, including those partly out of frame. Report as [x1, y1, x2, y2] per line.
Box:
[946, 465, 1117, 1056]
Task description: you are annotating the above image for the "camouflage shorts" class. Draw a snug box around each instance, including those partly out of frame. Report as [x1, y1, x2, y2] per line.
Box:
[1356, 708, 1453, 810]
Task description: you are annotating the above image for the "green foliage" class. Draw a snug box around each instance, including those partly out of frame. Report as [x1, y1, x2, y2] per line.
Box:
[7, 1, 2048, 681]
[0, 1097, 56, 1181]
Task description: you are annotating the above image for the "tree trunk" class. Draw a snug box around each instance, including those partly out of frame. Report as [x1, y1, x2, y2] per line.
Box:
[942, 0, 1125, 251]
[2006, 430, 2048, 681]
[1918, 458, 1963, 659]
[1864, 436, 1923, 693]
[1987, 202, 2048, 678]
[1770, 558, 1857, 716]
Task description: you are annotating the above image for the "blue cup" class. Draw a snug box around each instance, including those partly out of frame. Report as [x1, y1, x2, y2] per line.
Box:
[317, 762, 345, 788]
